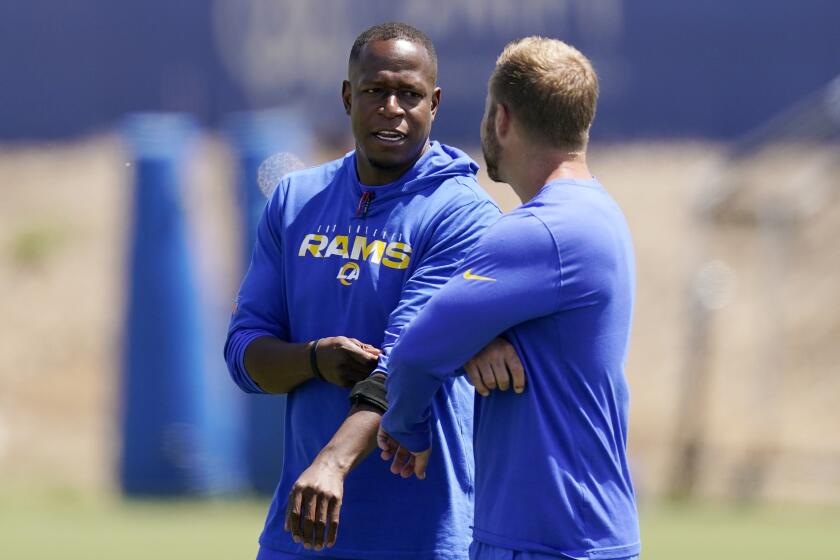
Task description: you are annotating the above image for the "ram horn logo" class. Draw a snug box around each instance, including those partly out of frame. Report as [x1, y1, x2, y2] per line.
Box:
[337, 262, 361, 286]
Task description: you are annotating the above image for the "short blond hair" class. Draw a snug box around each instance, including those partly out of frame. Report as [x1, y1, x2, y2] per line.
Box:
[489, 37, 599, 151]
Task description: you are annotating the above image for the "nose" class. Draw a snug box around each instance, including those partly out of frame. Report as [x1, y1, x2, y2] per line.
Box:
[380, 93, 405, 118]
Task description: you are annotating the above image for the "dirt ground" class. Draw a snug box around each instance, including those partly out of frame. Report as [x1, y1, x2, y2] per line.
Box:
[0, 135, 837, 503]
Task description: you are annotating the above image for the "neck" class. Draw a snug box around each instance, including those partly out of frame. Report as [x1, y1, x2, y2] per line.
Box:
[355, 140, 430, 186]
[508, 148, 592, 202]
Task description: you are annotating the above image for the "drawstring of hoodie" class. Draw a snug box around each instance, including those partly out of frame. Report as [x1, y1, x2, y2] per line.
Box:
[356, 191, 375, 218]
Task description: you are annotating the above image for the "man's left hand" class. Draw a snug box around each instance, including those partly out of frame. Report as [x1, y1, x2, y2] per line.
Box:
[377, 426, 431, 480]
[285, 461, 345, 550]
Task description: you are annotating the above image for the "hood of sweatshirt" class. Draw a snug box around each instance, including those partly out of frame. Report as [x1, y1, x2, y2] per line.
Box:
[342, 141, 480, 215]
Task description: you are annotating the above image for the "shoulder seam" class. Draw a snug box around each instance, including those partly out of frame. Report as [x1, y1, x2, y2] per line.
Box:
[451, 176, 480, 193]
[411, 192, 499, 262]
[522, 210, 564, 309]
[444, 197, 500, 220]
[452, 177, 502, 212]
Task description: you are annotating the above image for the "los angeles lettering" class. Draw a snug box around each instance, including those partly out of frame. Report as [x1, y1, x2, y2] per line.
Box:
[298, 234, 411, 270]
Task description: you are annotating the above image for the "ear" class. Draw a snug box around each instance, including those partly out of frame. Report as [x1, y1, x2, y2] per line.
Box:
[341, 81, 352, 116]
[494, 103, 511, 141]
[430, 87, 441, 121]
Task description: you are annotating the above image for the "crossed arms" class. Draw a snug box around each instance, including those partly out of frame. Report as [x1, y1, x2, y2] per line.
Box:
[378, 210, 562, 479]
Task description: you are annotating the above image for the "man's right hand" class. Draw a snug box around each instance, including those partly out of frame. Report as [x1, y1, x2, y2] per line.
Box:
[464, 337, 526, 396]
[314, 337, 381, 387]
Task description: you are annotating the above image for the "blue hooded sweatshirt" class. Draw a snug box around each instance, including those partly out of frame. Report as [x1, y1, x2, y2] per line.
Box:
[224, 141, 501, 559]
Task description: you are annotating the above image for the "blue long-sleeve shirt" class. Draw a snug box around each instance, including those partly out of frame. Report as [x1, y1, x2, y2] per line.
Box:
[382, 178, 640, 560]
[224, 142, 500, 560]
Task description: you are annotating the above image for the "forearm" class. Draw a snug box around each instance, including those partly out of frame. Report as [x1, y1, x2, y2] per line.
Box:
[243, 335, 315, 394]
[382, 286, 514, 450]
[312, 404, 382, 475]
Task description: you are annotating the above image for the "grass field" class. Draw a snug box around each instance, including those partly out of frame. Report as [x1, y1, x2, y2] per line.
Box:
[2, 490, 839, 559]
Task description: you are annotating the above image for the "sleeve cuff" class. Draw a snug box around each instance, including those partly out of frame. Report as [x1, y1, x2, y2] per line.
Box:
[227, 329, 270, 394]
[380, 413, 432, 453]
[373, 351, 389, 377]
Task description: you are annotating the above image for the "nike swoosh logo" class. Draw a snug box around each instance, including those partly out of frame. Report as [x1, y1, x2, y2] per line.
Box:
[463, 269, 496, 282]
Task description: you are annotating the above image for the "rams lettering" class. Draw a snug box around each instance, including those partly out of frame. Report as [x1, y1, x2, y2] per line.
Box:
[298, 234, 411, 270]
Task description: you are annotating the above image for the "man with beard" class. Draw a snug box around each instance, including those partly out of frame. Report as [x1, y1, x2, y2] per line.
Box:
[379, 37, 641, 560]
[224, 22, 525, 560]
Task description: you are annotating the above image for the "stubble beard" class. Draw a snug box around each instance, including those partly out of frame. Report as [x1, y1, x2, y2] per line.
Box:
[481, 106, 502, 183]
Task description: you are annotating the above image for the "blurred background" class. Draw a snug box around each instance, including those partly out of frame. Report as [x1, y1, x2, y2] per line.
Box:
[1, 1, 839, 558]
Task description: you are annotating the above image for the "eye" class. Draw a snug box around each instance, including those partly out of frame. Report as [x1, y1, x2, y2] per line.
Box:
[363, 88, 381, 95]
[402, 90, 422, 99]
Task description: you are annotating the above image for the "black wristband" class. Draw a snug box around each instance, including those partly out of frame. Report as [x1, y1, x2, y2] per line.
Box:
[310, 339, 325, 381]
[348, 374, 388, 413]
